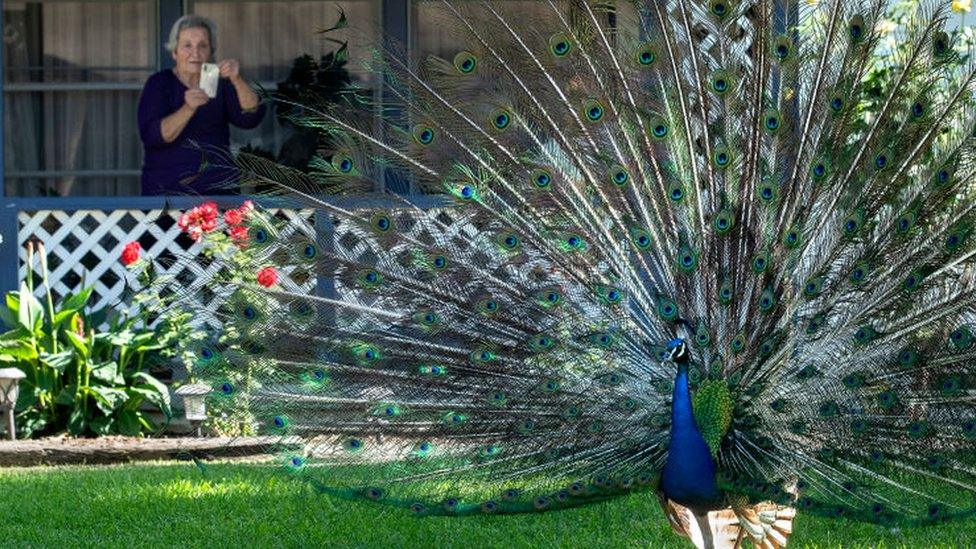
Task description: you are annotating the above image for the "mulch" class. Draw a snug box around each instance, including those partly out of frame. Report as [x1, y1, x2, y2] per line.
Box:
[0, 436, 287, 467]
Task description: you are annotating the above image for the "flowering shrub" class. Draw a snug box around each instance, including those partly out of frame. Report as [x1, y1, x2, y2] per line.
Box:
[0, 242, 201, 438]
[171, 199, 285, 436]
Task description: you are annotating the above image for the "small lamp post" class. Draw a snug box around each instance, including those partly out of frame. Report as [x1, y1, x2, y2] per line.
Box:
[176, 383, 212, 436]
[0, 368, 26, 441]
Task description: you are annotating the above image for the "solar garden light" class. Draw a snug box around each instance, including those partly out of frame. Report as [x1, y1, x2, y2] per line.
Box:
[175, 383, 212, 436]
[0, 368, 26, 441]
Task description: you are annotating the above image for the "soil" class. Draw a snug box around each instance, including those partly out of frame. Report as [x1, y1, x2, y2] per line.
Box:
[0, 435, 287, 467]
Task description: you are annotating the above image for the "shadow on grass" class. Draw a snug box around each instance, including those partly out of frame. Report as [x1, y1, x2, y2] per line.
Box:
[0, 462, 973, 548]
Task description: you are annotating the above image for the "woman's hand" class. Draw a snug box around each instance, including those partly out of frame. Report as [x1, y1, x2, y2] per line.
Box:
[184, 88, 209, 110]
[219, 59, 241, 82]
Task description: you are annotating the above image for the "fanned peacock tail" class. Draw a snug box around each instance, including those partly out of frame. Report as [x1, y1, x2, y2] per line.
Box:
[177, 0, 976, 529]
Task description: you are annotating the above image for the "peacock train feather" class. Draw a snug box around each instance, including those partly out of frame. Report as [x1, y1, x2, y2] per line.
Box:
[175, 1, 976, 547]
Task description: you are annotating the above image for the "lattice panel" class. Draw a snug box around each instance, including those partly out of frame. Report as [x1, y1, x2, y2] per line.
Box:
[18, 208, 317, 328]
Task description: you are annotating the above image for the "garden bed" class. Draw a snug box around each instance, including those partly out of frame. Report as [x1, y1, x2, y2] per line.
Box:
[0, 435, 285, 466]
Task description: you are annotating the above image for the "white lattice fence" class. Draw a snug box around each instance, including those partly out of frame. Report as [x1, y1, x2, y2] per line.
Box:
[17, 208, 317, 326]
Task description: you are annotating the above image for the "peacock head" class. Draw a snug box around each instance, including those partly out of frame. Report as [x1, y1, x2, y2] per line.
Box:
[666, 338, 689, 365]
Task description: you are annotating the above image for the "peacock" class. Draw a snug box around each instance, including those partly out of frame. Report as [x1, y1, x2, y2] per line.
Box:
[174, 1, 976, 547]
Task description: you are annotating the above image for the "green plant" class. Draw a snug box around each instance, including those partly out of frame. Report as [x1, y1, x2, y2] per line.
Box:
[0, 242, 200, 437]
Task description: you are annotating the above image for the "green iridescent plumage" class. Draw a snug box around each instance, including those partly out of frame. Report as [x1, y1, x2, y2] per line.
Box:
[172, 1, 976, 545]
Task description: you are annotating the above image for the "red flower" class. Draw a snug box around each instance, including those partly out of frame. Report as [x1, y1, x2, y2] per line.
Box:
[256, 267, 278, 288]
[199, 201, 218, 221]
[177, 212, 192, 230]
[224, 208, 244, 225]
[229, 225, 248, 244]
[241, 200, 254, 212]
[121, 241, 141, 266]
[178, 201, 222, 239]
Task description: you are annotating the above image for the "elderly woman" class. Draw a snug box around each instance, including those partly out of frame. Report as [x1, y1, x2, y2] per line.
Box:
[138, 15, 266, 195]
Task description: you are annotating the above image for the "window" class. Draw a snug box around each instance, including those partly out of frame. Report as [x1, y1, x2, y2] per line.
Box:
[3, 0, 157, 196]
[2, 0, 381, 197]
[189, 0, 381, 175]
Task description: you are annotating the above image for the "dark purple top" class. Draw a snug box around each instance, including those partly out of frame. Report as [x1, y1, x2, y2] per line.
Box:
[138, 69, 266, 195]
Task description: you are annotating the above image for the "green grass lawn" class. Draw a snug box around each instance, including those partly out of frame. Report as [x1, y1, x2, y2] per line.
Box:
[0, 462, 974, 548]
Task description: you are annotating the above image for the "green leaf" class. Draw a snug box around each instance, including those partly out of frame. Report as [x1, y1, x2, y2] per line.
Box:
[87, 385, 129, 415]
[3, 291, 21, 323]
[52, 309, 76, 329]
[137, 411, 156, 432]
[63, 330, 90, 361]
[115, 410, 143, 436]
[39, 351, 73, 373]
[0, 339, 38, 361]
[13, 379, 38, 411]
[17, 283, 43, 332]
[67, 407, 87, 436]
[91, 361, 124, 385]
[0, 292, 18, 327]
[89, 415, 113, 435]
[133, 372, 172, 416]
[56, 384, 78, 405]
[61, 286, 94, 313]
[108, 330, 135, 347]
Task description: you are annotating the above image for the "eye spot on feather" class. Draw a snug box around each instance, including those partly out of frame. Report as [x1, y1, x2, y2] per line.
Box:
[371, 213, 392, 233]
[549, 33, 573, 57]
[609, 165, 630, 186]
[453, 51, 478, 74]
[933, 31, 950, 56]
[531, 168, 552, 189]
[962, 420, 976, 439]
[751, 254, 768, 273]
[709, 0, 729, 18]
[911, 101, 925, 119]
[874, 152, 888, 170]
[811, 161, 828, 180]
[490, 109, 512, 130]
[412, 124, 435, 145]
[950, 326, 974, 349]
[634, 43, 656, 66]
[584, 100, 605, 122]
[877, 390, 898, 409]
[848, 15, 865, 43]
[713, 148, 731, 168]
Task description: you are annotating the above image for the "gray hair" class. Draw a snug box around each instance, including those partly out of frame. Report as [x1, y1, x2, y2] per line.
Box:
[165, 15, 217, 55]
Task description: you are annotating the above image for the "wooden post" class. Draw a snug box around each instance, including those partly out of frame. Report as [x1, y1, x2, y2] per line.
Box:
[4, 408, 14, 441]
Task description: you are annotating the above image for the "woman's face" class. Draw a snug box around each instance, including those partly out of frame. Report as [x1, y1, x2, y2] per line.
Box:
[172, 26, 212, 74]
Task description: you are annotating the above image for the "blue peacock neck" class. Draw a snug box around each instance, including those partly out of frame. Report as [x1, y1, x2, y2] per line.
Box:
[661, 350, 720, 510]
